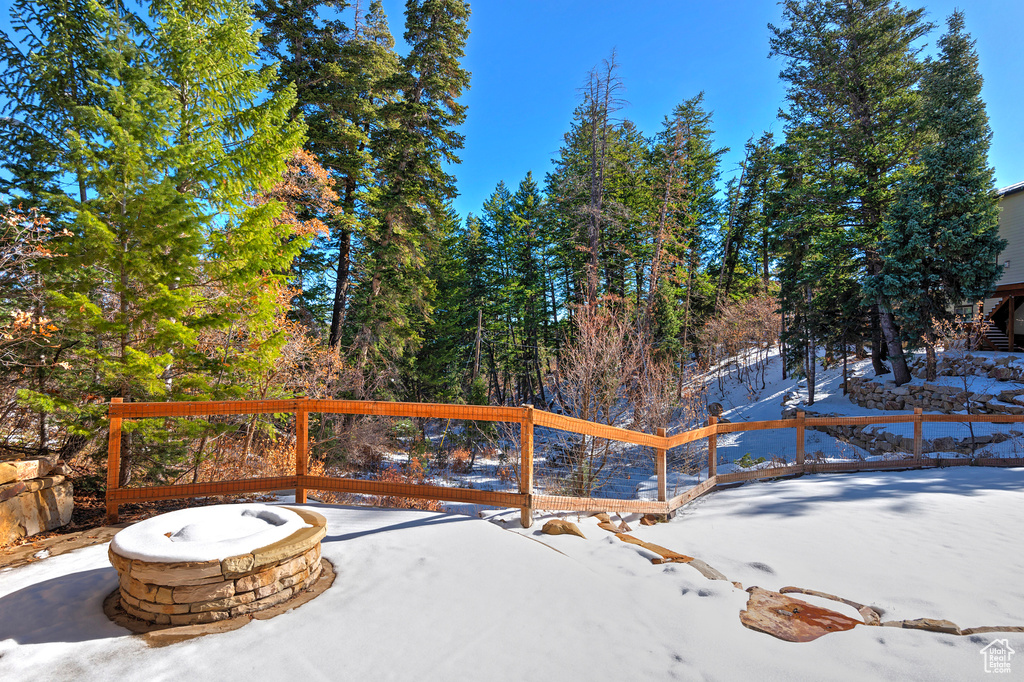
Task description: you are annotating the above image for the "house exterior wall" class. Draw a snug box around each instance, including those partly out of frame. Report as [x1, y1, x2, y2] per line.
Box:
[982, 187, 1024, 314]
[995, 190, 1024, 287]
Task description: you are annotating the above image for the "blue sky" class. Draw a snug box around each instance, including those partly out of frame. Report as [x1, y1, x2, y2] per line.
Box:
[372, 0, 1024, 220]
[3, 1, 1021, 220]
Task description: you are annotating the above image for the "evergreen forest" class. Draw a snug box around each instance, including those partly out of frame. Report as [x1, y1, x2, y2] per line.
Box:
[0, 0, 1005, 489]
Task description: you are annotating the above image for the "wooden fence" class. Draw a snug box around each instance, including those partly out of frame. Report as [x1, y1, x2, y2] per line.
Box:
[105, 399, 1024, 527]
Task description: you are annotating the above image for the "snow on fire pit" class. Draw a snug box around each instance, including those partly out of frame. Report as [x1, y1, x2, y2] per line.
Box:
[106, 503, 327, 627]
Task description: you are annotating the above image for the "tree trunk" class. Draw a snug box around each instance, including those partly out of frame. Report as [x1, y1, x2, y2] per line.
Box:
[548, 276, 559, 337]
[869, 305, 888, 376]
[35, 298, 47, 454]
[585, 55, 619, 306]
[643, 159, 674, 331]
[717, 173, 745, 309]
[877, 298, 911, 385]
[781, 311, 787, 380]
[534, 345, 547, 406]
[119, 431, 132, 488]
[328, 227, 351, 349]
[925, 340, 937, 382]
[191, 432, 209, 485]
[487, 341, 503, 404]
[842, 338, 848, 395]
[762, 226, 770, 293]
[806, 346, 815, 406]
[681, 252, 695, 354]
[805, 286, 815, 406]
[472, 309, 482, 382]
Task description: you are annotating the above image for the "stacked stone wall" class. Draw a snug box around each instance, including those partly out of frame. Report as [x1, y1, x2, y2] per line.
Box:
[908, 354, 1024, 382]
[0, 458, 72, 544]
[845, 377, 1024, 416]
[782, 408, 1021, 457]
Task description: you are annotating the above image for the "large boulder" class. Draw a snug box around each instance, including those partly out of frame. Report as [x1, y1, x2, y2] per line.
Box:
[0, 473, 73, 544]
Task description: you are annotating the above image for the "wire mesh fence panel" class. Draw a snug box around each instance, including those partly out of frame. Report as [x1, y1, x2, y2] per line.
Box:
[923, 418, 1024, 460]
[121, 413, 289, 487]
[802, 420, 915, 464]
[304, 414, 523, 507]
[715, 425, 798, 471]
[108, 400, 1024, 519]
[532, 425, 659, 502]
[110, 409, 527, 512]
[665, 436, 709, 499]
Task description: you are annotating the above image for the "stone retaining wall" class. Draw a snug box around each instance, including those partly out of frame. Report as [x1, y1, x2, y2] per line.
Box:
[108, 507, 327, 626]
[782, 408, 1021, 457]
[845, 377, 1024, 416]
[909, 353, 1024, 382]
[0, 458, 72, 545]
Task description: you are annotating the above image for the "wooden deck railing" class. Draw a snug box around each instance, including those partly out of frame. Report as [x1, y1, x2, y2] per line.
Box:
[105, 399, 1024, 527]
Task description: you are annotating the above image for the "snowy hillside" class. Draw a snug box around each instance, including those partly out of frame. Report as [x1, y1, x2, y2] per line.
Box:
[703, 348, 1024, 470]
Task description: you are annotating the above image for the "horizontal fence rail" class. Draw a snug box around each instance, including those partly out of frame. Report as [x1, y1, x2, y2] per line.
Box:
[105, 399, 1024, 527]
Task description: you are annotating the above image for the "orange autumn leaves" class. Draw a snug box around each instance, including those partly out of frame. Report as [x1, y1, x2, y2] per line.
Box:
[251, 149, 339, 240]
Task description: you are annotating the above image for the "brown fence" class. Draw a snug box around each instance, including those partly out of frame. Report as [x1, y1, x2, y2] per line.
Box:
[105, 399, 1024, 527]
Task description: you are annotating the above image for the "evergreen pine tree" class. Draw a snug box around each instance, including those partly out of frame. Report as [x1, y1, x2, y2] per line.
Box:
[0, 0, 129, 213]
[408, 205, 469, 403]
[16, 0, 304, 482]
[600, 120, 650, 306]
[717, 131, 778, 302]
[463, 212, 490, 393]
[770, 0, 932, 385]
[775, 129, 865, 404]
[544, 54, 626, 310]
[510, 172, 547, 405]
[774, 137, 827, 404]
[351, 0, 470, 389]
[645, 94, 726, 364]
[478, 181, 516, 403]
[255, 0, 400, 345]
[868, 11, 1003, 380]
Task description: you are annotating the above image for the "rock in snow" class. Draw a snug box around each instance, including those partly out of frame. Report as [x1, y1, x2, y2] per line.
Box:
[541, 518, 585, 538]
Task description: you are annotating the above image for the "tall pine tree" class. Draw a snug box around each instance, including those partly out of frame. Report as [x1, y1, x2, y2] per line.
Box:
[15, 0, 305, 482]
[350, 0, 470, 393]
[868, 11, 1003, 380]
[255, 0, 400, 345]
[770, 0, 932, 385]
[645, 94, 726, 365]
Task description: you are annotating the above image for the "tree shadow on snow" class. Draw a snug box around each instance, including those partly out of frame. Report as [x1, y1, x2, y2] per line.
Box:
[311, 506, 475, 543]
[0, 566, 129, 644]
[722, 467, 1024, 519]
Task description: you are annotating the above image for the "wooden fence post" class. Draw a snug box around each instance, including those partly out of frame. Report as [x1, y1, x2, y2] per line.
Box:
[913, 407, 923, 462]
[106, 397, 123, 524]
[295, 398, 308, 504]
[707, 416, 718, 478]
[1011, 296, 1017, 351]
[520, 405, 535, 528]
[796, 410, 805, 466]
[656, 427, 667, 501]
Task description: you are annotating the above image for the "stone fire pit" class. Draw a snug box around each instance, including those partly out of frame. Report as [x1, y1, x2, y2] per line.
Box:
[107, 504, 327, 626]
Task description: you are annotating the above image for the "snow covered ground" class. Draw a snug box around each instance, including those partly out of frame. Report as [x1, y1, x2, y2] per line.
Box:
[2, 466, 1023, 681]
